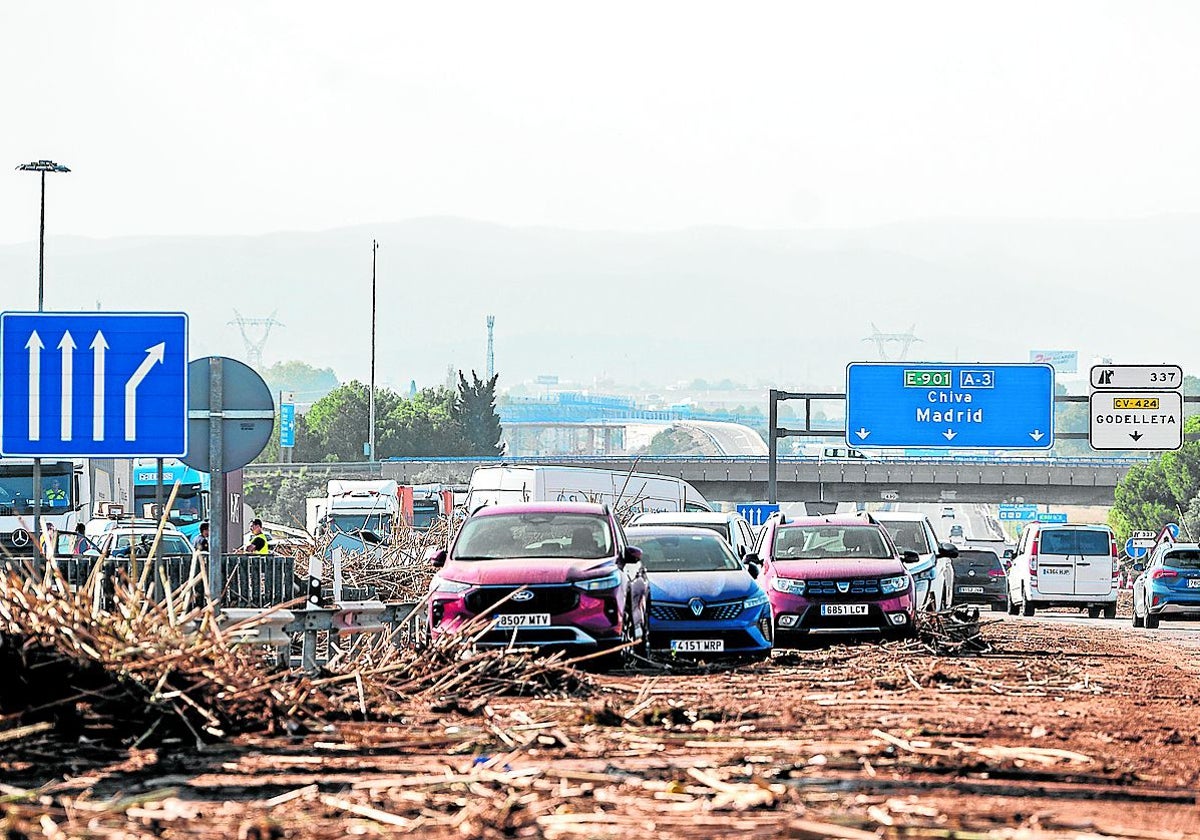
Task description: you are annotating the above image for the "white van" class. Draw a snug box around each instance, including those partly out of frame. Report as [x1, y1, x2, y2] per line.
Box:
[1005, 523, 1117, 617]
[464, 465, 711, 516]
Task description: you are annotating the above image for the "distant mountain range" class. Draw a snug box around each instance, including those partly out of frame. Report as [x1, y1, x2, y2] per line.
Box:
[2, 214, 1195, 391]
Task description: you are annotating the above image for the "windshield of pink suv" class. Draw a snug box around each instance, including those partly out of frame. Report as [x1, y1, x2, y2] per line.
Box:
[774, 525, 892, 559]
[453, 513, 614, 560]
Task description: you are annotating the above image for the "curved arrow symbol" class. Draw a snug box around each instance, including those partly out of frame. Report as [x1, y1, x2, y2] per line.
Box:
[124, 343, 166, 441]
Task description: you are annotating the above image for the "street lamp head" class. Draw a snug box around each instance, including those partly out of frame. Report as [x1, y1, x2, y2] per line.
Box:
[16, 160, 70, 173]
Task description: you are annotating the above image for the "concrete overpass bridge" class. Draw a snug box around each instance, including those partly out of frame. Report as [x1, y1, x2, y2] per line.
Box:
[354, 455, 1144, 506]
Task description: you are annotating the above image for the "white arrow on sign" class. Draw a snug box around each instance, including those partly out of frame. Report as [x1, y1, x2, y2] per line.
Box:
[855, 428, 870, 440]
[90, 331, 108, 441]
[943, 429, 957, 441]
[124, 342, 166, 441]
[58, 331, 76, 441]
[25, 331, 43, 441]
[1030, 429, 1044, 441]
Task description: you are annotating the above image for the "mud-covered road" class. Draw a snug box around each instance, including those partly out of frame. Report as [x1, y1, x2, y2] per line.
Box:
[4, 613, 1199, 838]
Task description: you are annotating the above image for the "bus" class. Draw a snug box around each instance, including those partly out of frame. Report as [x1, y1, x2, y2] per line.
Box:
[131, 459, 209, 541]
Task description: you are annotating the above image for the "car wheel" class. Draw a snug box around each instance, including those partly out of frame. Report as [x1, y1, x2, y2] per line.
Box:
[1087, 606, 1102, 619]
[1020, 589, 1035, 617]
[1007, 597, 1018, 616]
[619, 596, 649, 669]
[1102, 603, 1116, 620]
[1145, 611, 1160, 629]
[991, 602, 1006, 612]
[1132, 603, 1144, 628]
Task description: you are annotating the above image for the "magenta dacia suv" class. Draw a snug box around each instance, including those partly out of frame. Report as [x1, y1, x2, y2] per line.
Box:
[755, 513, 918, 642]
[426, 502, 648, 663]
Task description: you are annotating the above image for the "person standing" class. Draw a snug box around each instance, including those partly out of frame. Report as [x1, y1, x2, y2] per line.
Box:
[193, 521, 210, 554]
[243, 519, 270, 554]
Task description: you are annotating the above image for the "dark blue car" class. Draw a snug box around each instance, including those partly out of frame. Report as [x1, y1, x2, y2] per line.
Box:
[625, 525, 772, 660]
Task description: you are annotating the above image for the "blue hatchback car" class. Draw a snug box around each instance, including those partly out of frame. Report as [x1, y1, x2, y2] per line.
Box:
[625, 525, 773, 660]
[1132, 542, 1200, 628]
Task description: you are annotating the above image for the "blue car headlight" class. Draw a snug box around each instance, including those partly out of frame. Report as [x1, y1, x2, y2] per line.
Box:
[431, 576, 471, 594]
[743, 591, 770, 611]
[771, 577, 806, 595]
[880, 575, 911, 595]
[911, 567, 936, 583]
[576, 571, 622, 592]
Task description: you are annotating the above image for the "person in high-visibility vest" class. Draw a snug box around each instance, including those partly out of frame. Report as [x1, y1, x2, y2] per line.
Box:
[44, 478, 67, 507]
[243, 518, 270, 554]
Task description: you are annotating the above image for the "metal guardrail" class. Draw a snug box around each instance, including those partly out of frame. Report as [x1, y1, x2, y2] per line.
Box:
[249, 454, 1154, 472]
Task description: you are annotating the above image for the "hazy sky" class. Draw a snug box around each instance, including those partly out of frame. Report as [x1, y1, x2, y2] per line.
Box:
[5, 1, 1200, 242]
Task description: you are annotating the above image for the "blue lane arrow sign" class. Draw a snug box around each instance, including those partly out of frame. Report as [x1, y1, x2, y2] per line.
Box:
[1, 312, 188, 458]
[846, 363, 1055, 449]
[737, 503, 780, 527]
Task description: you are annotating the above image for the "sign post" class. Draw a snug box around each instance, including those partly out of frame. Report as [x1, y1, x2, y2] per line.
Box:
[184, 356, 275, 606]
[845, 363, 1055, 449]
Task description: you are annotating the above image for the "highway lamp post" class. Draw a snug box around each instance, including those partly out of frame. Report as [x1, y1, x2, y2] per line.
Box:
[368, 240, 378, 462]
[16, 160, 70, 562]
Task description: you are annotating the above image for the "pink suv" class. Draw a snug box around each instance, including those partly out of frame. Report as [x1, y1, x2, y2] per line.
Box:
[427, 502, 648, 664]
[755, 513, 917, 642]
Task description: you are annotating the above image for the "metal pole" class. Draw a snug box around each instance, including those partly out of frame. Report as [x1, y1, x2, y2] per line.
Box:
[38, 170, 45, 310]
[768, 389, 779, 504]
[155, 458, 165, 562]
[369, 239, 378, 461]
[32, 171, 46, 563]
[207, 359, 226, 605]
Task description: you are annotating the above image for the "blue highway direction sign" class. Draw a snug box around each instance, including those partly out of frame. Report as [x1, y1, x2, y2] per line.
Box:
[998, 503, 1039, 522]
[1037, 512, 1068, 523]
[846, 363, 1054, 449]
[737, 503, 779, 527]
[0, 312, 188, 457]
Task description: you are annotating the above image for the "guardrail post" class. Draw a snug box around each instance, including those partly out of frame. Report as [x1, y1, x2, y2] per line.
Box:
[300, 554, 323, 672]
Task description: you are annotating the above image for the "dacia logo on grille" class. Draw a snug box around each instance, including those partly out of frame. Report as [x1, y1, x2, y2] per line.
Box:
[837, 581, 850, 594]
[512, 589, 535, 602]
[689, 598, 705, 617]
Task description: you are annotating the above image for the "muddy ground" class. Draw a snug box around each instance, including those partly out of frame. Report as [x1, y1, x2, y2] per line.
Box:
[3, 616, 1199, 839]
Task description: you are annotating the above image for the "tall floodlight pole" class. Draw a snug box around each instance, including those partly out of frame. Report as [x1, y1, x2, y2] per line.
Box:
[16, 160, 70, 564]
[369, 239, 379, 461]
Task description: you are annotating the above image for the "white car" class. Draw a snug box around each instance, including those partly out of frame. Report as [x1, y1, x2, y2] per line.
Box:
[875, 511, 959, 611]
[97, 524, 195, 558]
[626, 510, 758, 558]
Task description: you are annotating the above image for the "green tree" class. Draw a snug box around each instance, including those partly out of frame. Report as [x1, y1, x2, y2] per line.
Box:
[303, 381, 401, 461]
[260, 360, 339, 405]
[1109, 416, 1200, 542]
[453, 371, 504, 456]
[384, 387, 463, 457]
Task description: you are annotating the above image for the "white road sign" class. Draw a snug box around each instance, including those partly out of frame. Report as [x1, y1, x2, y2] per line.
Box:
[1089, 391, 1182, 451]
[1090, 364, 1183, 390]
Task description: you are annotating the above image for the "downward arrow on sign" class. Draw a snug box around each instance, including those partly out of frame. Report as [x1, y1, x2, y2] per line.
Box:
[1130, 431, 1143, 442]
[943, 429, 957, 441]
